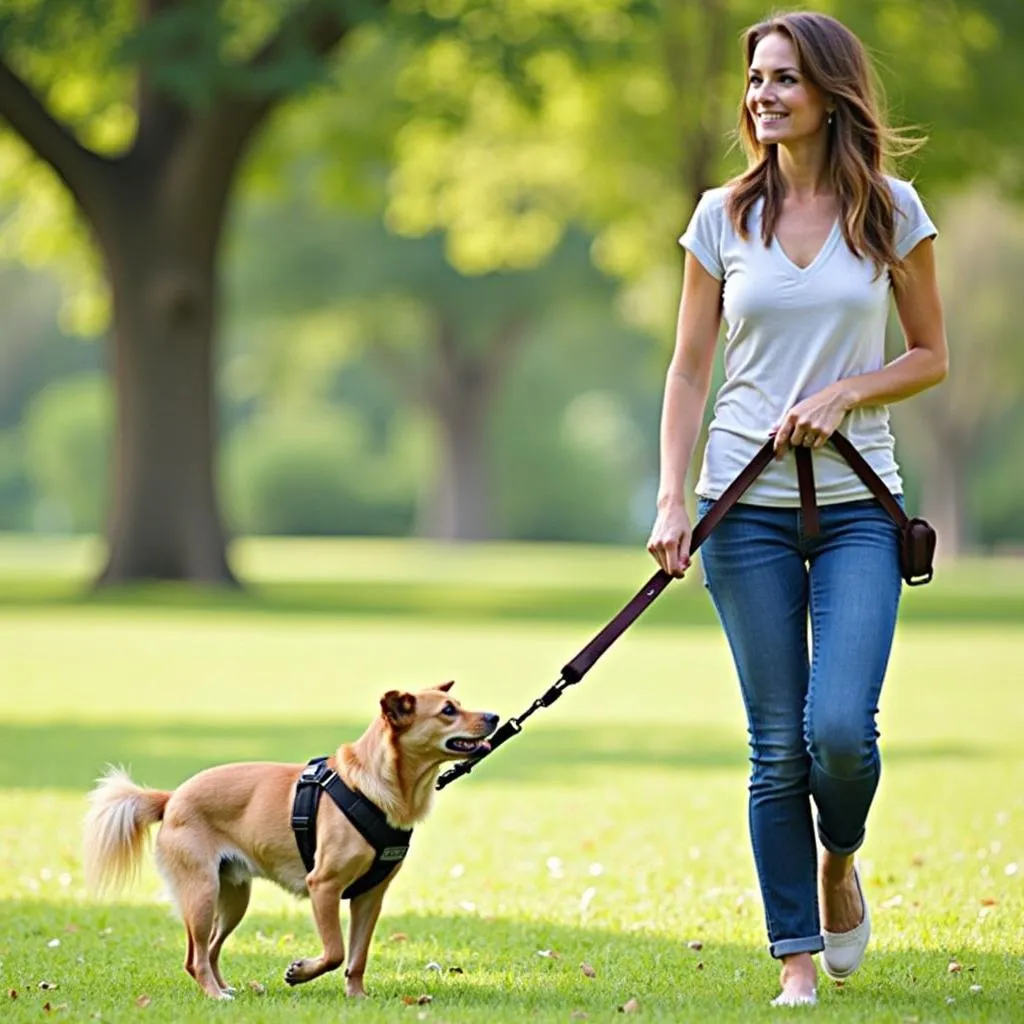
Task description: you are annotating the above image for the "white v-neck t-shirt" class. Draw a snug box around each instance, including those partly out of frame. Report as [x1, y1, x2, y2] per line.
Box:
[679, 176, 937, 507]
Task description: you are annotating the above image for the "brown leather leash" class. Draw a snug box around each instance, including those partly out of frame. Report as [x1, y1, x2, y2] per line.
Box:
[435, 430, 932, 790]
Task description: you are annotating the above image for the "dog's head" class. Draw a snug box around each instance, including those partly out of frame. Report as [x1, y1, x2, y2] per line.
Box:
[379, 681, 498, 763]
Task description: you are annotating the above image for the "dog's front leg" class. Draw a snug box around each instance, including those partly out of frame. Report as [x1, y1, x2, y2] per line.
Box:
[285, 875, 345, 986]
[344, 879, 392, 998]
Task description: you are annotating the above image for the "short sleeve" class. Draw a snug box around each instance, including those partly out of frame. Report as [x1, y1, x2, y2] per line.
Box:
[891, 179, 937, 259]
[679, 190, 725, 280]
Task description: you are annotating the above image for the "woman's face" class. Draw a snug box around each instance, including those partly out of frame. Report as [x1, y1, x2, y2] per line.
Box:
[746, 31, 830, 146]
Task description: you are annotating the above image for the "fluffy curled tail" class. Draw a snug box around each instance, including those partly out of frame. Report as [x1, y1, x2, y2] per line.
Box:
[83, 767, 171, 894]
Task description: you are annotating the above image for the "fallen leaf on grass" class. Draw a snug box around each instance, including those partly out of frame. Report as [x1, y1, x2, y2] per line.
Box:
[7, 989, 16, 999]
[687, 941, 703, 951]
[537, 949, 561, 959]
[948, 961, 962, 974]
[969, 985, 983, 994]
[39, 981, 59, 990]
[695, 962, 704, 971]
[618, 997, 640, 1013]
[248, 981, 266, 995]
[402, 994, 433, 1005]
[390, 933, 409, 943]
[880, 894, 903, 909]
[980, 898, 997, 906]
[448, 966, 464, 974]
[580, 962, 596, 978]
[135, 995, 151, 1008]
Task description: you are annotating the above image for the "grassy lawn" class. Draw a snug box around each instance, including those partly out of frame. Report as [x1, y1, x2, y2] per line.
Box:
[0, 538, 1022, 1022]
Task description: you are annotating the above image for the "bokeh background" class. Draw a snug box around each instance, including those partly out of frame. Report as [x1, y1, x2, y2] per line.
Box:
[0, 0, 1022, 574]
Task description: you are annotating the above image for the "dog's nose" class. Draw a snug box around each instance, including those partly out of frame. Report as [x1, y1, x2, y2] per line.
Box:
[483, 712, 499, 730]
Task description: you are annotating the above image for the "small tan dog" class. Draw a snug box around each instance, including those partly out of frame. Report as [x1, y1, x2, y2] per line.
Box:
[83, 682, 497, 1000]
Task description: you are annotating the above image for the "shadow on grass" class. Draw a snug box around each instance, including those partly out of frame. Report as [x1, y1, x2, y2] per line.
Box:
[0, 719, 998, 793]
[2, 900, 1020, 1022]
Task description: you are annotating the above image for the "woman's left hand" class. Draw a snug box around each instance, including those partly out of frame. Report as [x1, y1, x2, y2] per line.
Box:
[773, 384, 852, 458]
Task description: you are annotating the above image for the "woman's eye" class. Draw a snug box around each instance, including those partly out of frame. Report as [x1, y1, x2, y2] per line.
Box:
[780, 74, 797, 84]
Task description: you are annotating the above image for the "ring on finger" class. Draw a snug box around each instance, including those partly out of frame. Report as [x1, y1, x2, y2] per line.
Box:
[803, 435, 815, 447]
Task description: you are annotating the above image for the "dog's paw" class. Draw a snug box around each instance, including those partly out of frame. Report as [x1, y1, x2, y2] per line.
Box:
[285, 959, 312, 986]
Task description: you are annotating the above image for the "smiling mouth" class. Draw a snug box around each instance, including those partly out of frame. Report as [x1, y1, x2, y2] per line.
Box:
[445, 737, 492, 755]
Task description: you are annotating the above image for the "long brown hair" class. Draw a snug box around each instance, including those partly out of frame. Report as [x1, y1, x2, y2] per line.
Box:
[725, 11, 924, 284]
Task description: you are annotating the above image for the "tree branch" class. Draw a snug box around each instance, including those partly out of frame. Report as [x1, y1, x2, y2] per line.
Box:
[169, 0, 376, 250]
[201, 0, 370, 177]
[0, 57, 109, 224]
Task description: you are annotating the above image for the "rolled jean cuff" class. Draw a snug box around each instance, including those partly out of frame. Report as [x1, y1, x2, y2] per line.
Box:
[769, 934, 825, 959]
[817, 815, 865, 856]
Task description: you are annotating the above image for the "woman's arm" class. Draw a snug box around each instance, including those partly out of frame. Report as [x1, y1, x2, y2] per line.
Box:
[775, 237, 949, 451]
[648, 252, 722, 576]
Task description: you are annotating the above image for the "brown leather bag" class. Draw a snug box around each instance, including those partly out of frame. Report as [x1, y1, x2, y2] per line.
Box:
[796, 431, 937, 586]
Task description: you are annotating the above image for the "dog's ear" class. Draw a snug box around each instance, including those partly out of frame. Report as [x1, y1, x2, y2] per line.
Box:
[437, 680, 455, 692]
[381, 690, 417, 728]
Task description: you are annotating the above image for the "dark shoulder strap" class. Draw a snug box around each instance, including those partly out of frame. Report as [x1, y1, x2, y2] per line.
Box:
[688, 437, 777, 550]
[828, 430, 907, 527]
[291, 756, 329, 873]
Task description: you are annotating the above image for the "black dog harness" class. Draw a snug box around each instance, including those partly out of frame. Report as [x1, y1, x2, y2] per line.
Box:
[291, 756, 412, 899]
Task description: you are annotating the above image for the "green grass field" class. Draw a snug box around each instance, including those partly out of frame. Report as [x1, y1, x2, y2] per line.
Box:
[1, 538, 1022, 1022]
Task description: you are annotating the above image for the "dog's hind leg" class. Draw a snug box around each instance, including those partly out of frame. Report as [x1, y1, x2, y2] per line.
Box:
[284, 875, 345, 986]
[178, 874, 230, 999]
[157, 833, 230, 1000]
[209, 877, 251, 994]
[344, 879, 391, 998]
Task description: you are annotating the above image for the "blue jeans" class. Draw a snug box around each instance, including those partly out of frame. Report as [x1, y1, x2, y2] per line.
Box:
[696, 496, 903, 959]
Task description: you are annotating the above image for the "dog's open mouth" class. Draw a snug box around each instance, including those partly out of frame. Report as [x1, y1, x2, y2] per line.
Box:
[445, 737, 491, 756]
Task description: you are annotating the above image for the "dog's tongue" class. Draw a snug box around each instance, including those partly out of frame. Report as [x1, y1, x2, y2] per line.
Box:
[474, 741, 491, 755]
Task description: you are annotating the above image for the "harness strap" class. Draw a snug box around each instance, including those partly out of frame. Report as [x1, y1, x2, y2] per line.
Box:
[291, 757, 413, 900]
[795, 446, 820, 537]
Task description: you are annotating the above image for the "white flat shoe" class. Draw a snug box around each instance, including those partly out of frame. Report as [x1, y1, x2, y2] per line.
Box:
[821, 864, 871, 979]
[771, 988, 818, 1007]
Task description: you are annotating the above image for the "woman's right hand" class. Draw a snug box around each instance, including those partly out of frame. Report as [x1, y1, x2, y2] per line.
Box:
[647, 501, 693, 578]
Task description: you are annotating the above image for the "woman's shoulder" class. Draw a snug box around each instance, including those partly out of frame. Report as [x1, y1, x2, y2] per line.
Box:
[695, 185, 733, 213]
[883, 175, 926, 210]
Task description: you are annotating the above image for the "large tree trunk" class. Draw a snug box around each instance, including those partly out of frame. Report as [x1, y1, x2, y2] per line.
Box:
[415, 315, 526, 541]
[421, 385, 491, 540]
[98, 200, 233, 583]
[0, 2, 351, 584]
[921, 455, 968, 560]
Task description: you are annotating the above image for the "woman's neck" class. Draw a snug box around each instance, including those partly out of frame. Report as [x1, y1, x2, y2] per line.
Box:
[775, 137, 832, 200]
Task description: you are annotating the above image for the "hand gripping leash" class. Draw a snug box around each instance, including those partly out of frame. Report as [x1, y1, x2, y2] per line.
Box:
[434, 437, 778, 791]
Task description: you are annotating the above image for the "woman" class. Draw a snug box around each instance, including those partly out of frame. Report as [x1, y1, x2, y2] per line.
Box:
[647, 11, 948, 1007]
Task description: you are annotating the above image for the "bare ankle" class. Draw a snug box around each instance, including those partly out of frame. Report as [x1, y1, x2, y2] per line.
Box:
[821, 850, 854, 885]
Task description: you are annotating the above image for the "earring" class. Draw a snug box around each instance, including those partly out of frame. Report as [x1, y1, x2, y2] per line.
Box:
[827, 110, 834, 126]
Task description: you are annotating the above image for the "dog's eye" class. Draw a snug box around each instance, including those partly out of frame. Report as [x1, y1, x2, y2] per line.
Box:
[440, 702, 457, 717]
